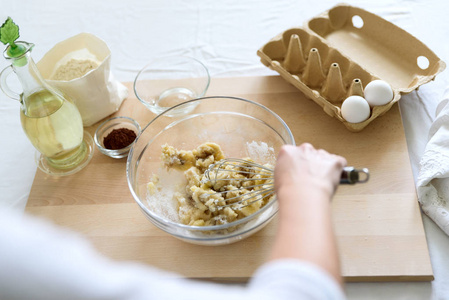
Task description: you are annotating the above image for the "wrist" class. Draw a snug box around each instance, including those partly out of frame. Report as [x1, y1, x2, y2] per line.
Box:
[275, 183, 335, 228]
[276, 181, 335, 204]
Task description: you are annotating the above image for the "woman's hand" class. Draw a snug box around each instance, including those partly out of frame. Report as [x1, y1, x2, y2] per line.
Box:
[274, 143, 347, 200]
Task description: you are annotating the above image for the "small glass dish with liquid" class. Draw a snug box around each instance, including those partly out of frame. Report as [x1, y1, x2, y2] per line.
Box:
[133, 56, 210, 117]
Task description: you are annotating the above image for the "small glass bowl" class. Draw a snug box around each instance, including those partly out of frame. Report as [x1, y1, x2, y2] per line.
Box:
[94, 116, 141, 159]
[133, 56, 210, 117]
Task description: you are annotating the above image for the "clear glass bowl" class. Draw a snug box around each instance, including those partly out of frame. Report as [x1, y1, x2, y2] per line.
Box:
[127, 96, 294, 245]
[94, 116, 141, 159]
[133, 56, 210, 117]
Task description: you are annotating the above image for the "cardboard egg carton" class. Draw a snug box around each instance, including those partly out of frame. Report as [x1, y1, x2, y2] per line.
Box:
[257, 4, 446, 132]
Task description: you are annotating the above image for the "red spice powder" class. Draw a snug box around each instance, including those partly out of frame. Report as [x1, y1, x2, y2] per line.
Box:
[103, 128, 137, 150]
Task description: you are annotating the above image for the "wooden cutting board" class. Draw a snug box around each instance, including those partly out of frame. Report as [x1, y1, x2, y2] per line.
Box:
[25, 75, 433, 282]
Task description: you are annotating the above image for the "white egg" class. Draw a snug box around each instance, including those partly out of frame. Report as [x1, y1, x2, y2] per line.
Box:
[364, 80, 393, 106]
[341, 96, 370, 123]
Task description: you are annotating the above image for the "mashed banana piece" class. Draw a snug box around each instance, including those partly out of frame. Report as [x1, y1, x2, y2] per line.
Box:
[160, 142, 274, 226]
[147, 174, 160, 195]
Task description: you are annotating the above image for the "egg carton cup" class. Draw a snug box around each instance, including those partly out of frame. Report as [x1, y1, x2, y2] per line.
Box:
[257, 4, 446, 132]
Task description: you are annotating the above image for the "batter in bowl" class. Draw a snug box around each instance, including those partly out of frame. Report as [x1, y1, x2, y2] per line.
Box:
[157, 142, 274, 226]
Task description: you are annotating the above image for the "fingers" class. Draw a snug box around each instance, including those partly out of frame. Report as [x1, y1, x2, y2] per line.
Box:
[332, 154, 347, 169]
[281, 143, 346, 164]
[278, 143, 347, 177]
[278, 144, 297, 157]
[298, 142, 314, 153]
[278, 143, 315, 159]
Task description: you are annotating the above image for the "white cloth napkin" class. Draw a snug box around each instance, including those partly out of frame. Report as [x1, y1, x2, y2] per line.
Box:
[417, 90, 449, 235]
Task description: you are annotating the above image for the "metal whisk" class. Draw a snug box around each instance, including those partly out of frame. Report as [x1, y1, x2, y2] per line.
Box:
[202, 158, 369, 209]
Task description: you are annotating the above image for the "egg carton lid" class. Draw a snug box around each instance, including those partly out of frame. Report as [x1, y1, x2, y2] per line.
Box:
[305, 4, 445, 93]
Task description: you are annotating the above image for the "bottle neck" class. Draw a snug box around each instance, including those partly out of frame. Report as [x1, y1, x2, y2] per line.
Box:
[3, 42, 66, 117]
[13, 53, 48, 100]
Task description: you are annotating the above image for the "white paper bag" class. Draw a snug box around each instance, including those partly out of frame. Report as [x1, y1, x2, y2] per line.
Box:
[37, 32, 128, 126]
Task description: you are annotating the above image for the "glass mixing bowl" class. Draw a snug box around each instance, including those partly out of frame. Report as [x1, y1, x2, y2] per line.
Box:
[127, 96, 295, 245]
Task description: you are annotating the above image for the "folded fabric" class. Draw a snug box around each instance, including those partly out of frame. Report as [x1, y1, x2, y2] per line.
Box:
[417, 92, 449, 235]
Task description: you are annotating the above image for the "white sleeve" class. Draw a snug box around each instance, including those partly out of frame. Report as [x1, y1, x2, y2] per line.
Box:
[248, 260, 346, 300]
[0, 208, 345, 300]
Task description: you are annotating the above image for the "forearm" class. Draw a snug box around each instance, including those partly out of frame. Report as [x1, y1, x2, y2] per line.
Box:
[269, 184, 342, 286]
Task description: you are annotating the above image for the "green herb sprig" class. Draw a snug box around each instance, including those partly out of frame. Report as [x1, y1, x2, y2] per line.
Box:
[0, 17, 19, 48]
[0, 17, 27, 59]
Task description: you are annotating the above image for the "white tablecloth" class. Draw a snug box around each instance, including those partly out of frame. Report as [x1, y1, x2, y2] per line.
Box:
[1, 0, 449, 298]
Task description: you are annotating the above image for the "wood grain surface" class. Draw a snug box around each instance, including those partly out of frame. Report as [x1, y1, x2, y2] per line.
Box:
[25, 75, 433, 282]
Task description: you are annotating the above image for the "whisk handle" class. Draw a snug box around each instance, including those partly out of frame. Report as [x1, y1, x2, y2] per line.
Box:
[340, 167, 369, 184]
